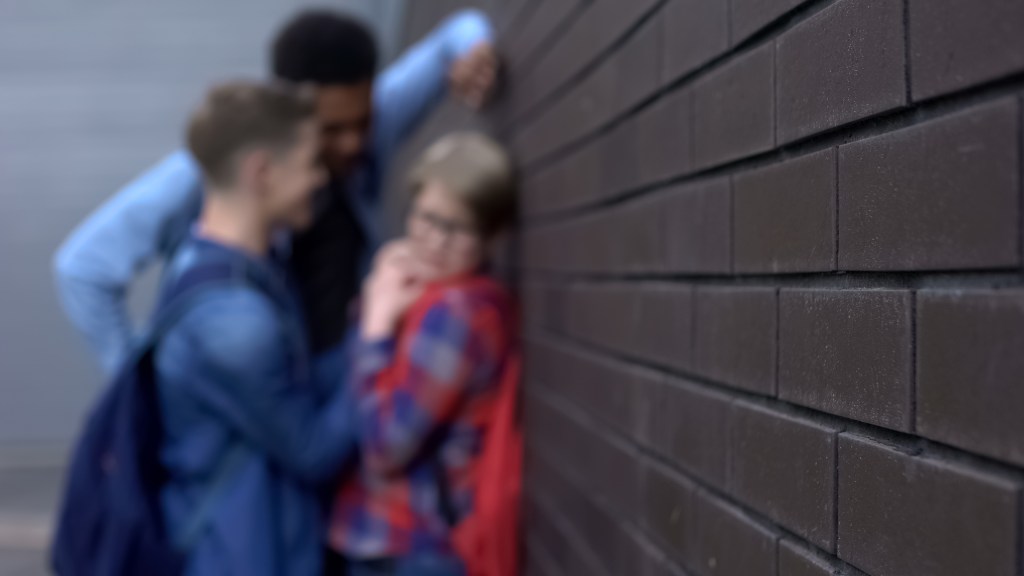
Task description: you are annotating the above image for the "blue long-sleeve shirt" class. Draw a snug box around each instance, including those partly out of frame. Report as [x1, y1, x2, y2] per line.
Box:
[54, 9, 494, 375]
[155, 235, 356, 576]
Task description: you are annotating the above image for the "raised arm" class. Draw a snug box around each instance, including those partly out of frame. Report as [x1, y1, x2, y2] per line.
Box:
[372, 9, 495, 163]
[54, 151, 202, 374]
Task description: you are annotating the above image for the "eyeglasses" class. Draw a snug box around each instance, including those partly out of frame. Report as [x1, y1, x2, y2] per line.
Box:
[409, 209, 480, 244]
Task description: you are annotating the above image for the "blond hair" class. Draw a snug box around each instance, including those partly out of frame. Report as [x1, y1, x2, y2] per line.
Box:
[409, 132, 517, 237]
[186, 80, 316, 188]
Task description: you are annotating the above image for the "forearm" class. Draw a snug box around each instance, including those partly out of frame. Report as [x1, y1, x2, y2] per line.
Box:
[53, 150, 201, 372]
[274, 384, 359, 485]
[352, 337, 462, 474]
[53, 270, 133, 374]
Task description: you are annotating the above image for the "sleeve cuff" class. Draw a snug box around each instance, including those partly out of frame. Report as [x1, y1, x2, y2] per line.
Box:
[353, 336, 396, 382]
[448, 8, 493, 58]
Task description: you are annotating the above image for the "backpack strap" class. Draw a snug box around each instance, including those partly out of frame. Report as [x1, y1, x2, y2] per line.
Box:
[138, 258, 274, 552]
[175, 445, 247, 550]
[139, 259, 249, 355]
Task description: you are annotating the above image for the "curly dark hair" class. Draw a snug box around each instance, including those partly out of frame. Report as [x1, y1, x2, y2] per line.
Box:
[271, 9, 378, 85]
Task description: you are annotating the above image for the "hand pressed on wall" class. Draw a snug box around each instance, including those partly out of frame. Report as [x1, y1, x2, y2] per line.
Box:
[450, 42, 499, 109]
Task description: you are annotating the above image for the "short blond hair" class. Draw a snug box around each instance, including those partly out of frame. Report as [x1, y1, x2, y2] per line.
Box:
[187, 80, 316, 187]
[409, 132, 516, 237]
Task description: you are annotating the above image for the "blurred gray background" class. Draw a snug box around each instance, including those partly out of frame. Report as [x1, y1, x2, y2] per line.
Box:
[0, 1, 407, 572]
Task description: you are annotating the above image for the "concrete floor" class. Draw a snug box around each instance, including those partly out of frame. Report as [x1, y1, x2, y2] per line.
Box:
[0, 468, 62, 575]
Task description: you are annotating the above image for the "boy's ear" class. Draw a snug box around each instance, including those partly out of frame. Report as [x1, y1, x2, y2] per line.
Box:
[236, 149, 274, 194]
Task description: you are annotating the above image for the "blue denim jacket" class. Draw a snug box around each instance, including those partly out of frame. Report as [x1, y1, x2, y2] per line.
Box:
[155, 235, 356, 576]
[54, 9, 493, 375]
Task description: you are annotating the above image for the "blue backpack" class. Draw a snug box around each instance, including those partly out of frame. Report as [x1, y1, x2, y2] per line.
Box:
[51, 261, 257, 576]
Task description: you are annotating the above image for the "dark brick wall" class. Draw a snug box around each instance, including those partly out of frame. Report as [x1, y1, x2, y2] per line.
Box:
[398, 1, 1024, 574]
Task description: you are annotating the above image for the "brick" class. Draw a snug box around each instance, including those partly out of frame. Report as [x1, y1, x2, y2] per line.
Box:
[602, 121, 645, 199]
[542, 451, 648, 576]
[634, 89, 693, 186]
[642, 552, 689, 576]
[510, 0, 661, 123]
[604, 90, 693, 197]
[525, 453, 552, 505]
[543, 285, 571, 333]
[663, 179, 733, 273]
[509, 127, 544, 177]
[530, 396, 644, 523]
[730, 403, 838, 550]
[562, 215, 604, 273]
[838, 99, 1020, 271]
[531, 395, 579, 453]
[693, 43, 775, 168]
[778, 540, 836, 576]
[733, 149, 836, 274]
[607, 195, 666, 273]
[521, 282, 551, 334]
[552, 225, 581, 273]
[586, 435, 645, 522]
[520, 171, 547, 219]
[609, 16, 663, 121]
[694, 287, 777, 394]
[524, 539, 557, 576]
[565, 284, 640, 351]
[662, 0, 729, 83]
[523, 340, 553, 386]
[513, 70, 609, 166]
[601, 530, 653, 576]
[537, 341, 656, 443]
[693, 491, 777, 576]
[524, 394, 572, 457]
[522, 140, 602, 217]
[838, 434, 1020, 576]
[642, 463, 697, 567]
[910, 0, 1024, 100]
[528, 456, 613, 576]
[513, 14, 662, 167]
[537, 225, 575, 272]
[779, 290, 913, 430]
[521, 228, 552, 271]
[634, 284, 695, 371]
[528, 341, 596, 401]
[516, 8, 658, 159]
[523, 497, 576, 576]
[777, 0, 906, 144]
[569, 141, 607, 209]
[732, 0, 809, 43]
[496, 0, 535, 36]
[648, 378, 732, 486]
[553, 200, 661, 274]
[918, 291, 1024, 467]
[504, 0, 580, 70]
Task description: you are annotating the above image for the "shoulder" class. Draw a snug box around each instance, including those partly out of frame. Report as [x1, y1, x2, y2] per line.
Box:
[415, 278, 514, 340]
[161, 286, 287, 374]
[111, 150, 202, 210]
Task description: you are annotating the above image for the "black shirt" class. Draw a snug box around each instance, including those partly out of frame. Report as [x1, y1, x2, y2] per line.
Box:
[288, 175, 369, 354]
